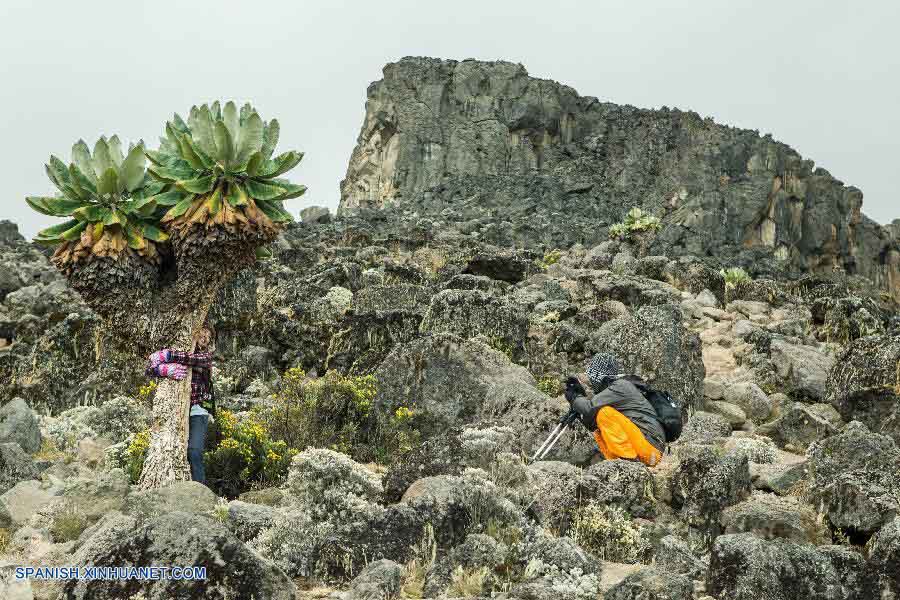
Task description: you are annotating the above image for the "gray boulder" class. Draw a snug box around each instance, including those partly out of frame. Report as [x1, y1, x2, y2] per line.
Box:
[588, 304, 705, 414]
[524, 461, 582, 530]
[867, 517, 900, 597]
[806, 421, 900, 534]
[720, 491, 828, 544]
[300, 205, 331, 224]
[0, 398, 41, 453]
[61, 511, 296, 600]
[672, 445, 751, 530]
[479, 382, 595, 464]
[0, 442, 39, 495]
[401, 473, 521, 545]
[344, 558, 402, 600]
[381, 431, 465, 503]
[374, 333, 536, 436]
[605, 566, 693, 600]
[677, 411, 731, 444]
[827, 331, 900, 444]
[0, 479, 60, 528]
[750, 459, 808, 496]
[225, 500, 276, 542]
[769, 338, 834, 401]
[420, 289, 528, 355]
[122, 481, 218, 519]
[579, 459, 657, 518]
[705, 400, 746, 428]
[724, 435, 778, 464]
[708, 533, 873, 600]
[653, 535, 707, 580]
[722, 382, 773, 423]
[757, 403, 842, 450]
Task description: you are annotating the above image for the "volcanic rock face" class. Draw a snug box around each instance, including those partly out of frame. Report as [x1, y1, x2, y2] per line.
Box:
[340, 57, 900, 298]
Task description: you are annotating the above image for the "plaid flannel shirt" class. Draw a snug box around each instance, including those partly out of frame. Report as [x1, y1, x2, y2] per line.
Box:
[145, 350, 214, 412]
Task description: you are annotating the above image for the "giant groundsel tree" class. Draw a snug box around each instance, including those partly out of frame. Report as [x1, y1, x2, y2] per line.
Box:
[27, 101, 304, 488]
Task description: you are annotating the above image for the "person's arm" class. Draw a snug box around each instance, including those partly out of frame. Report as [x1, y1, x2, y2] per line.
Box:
[145, 362, 188, 380]
[167, 350, 212, 371]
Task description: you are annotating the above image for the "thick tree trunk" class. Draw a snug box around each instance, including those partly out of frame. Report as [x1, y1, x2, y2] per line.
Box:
[137, 238, 258, 490]
[137, 309, 208, 490]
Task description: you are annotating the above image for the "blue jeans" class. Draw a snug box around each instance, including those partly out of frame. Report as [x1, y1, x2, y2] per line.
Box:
[188, 415, 209, 485]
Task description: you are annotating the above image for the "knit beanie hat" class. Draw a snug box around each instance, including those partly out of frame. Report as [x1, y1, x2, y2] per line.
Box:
[587, 352, 621, 390]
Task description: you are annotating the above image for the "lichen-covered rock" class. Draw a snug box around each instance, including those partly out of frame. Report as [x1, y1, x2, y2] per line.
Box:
[579, 460, 656, 518]
[57, 468, 130, 523]
[769, 337, 835, 401]
[423, 533, 508, 597]
[757, 402, 841, 450]
[374, 333, 536, 436]
[867, 517, 900, 597]
[653, 535, 707, 580]
[461, 249, 539, 284]
[588, 304, 705, 414]
[708, 533, 873, 600]
[826, 331, 900, 444]
[382, 431, 464, 503]
[401, 471, 522, 545]
[0, 442, 38, 495]
[62, 511, 296, 600]
[0, 397, 41, 453]
[721, 382, 773, 423]
[806, 421, 900, 534]
[352, 284, 432, 313]
[524, 461, 582, 530]
[705, 400, 746, 427]
[750, 459, 808, 496]
[479, 381, 596, 464]
[677, 411, 731, 444]
[343, 559, 402, 600]
[724, 435, 778, 464]
[720, 492, 829, 544]
[604, 566, 693, 600]
[0, 479, 60, 528]
[420, 288, 528, 355]
[672, 445, 751, 530]
[225, 500, 276, 542]
[122, 481, 218, 520]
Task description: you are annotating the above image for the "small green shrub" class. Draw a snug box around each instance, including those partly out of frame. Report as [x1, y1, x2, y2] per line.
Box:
[537, 376, 562, 397]
[720, 267, 751, 288]
[205, 409, 297, 499]
[50, 506, 91, 543]
[485, 336, 515, 360]
[609, 207, 661, 240]
[264, 368, 375, 453]
[262, 368, 418, 465]
[571, 502, 652, 564]
[125, 429, 151, 484]
[539, 249, 562, 270]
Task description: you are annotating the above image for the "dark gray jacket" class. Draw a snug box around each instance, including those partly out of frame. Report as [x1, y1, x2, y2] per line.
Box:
[574, 378, 666, 452]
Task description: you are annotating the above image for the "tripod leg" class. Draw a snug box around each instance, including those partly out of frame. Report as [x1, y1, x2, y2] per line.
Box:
[532, 422, 563, 462]
[537, 423, 569, 460]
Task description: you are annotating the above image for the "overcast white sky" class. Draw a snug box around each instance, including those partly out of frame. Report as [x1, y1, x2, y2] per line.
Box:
[1, 0, 898, 238]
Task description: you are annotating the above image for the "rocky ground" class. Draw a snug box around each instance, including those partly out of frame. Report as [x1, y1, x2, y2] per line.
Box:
[1, 206, 899, 599]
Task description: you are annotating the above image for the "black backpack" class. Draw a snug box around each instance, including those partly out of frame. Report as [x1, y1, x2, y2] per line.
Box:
[621, 375, 683, 443]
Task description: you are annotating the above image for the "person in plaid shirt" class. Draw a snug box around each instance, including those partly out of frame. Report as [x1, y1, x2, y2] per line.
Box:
[146, 324, 216, 485]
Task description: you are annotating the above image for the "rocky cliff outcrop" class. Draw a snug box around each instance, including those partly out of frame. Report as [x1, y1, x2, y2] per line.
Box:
[340, 57, 900, 298]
